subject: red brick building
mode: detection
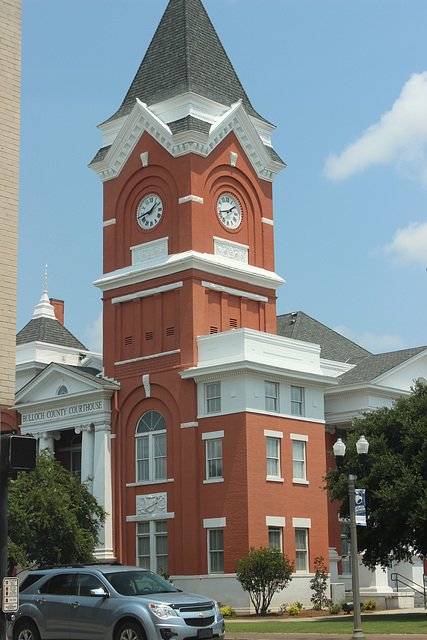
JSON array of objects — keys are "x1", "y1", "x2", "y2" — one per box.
[{"x1": 89, "y1": 0, "x2": 338, "y2": 608}]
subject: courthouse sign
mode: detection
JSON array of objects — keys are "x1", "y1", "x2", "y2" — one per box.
[{"x1": 21, "y1": 400, "x2": 104, "y2": 425}]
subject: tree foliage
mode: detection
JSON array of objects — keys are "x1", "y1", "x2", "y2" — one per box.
[
  {"x1": 326, "y1": 380, "x2": 427, "y2": 569},
  {"x1": 310, "y1": 556, "x2": 328, "y2": 610},
  {"x1": 8, "y1": 450, "x2": 106, "y2": 570},
  {"x1": 235, "y1": 546, "x2": 294, "y2": 615}
]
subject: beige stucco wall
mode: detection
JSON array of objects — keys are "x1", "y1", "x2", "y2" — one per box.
[{"x1": 0, "y1": 0, "x2": 21, "y2": 410}]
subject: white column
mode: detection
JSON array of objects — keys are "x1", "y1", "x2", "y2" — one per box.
[
  {"x1": 39, "y1": 430, "x2": 60, "y2": 452},
  {"x1": 76, "y1": 424, "x2": 94, "y2": 488},
  {"x1": 92, "y1": 422, "x2": 114, "y2": 560}
]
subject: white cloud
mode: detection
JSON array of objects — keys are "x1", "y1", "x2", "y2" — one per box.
[
  {"x1": 383, "y1": 220, "x2": 427, "y2": 267},
  {"x1": 84, "y1": 311, "x2": 103, "y2": 353},
  {"x1": 334, "y1": 325, "x2": 406, "y2": 354},
  {"x1": 324, "y1": 72, "x2": 427, "y2": 185}
]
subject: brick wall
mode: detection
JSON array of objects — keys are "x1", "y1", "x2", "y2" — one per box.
[{"x1": 0, "y1": 0, "x2": 21, "y2": 410}]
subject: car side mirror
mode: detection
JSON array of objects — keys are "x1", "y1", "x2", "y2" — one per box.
[{"x1": 90, "y1": 587, "x2": 109, "y2": 597}]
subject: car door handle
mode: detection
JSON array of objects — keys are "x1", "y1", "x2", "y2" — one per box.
[
  {"x1": 37, "y1": 598, "x2": 46, "y2": 604},
  {"x1": 70, "y1": 602, "x2": 80, "y2": 608}
]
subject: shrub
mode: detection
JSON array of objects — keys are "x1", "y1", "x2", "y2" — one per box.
[
  {"x1": 328, "y1": 601, "x2": 342, "y2": 615},
  {"x1": 294, "y1": 602, "x2": 303, "y2": 611},
  {"x1": 310, "y1": 556, "x2": 329, "y2": 610},
  {"x1": 235, "y1": 547, "x2": 294, "y2": 615},
  {"x1": 220, "y1": 606, "x2": 236, "y2": 617},
  {"x1": 280, "y1": 603, "x2": 288, "y2": 614},
  {"x1": 288, "y1": 604, "x2": 300, "y2": 616},
  {"x1": 362, "y1": 598, "x2": 378, "y2": 611}
]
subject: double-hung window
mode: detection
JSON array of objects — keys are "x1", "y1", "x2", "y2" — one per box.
[
  {"x1": 204, "y1": 518, "x2": 226, "y2": 574},
  {"x1": 137, "y1": 520, "x2": 168, "y2": 573},
  {"x1": 265, "y1": 430, "x2": 283, "y2": 480},
  {"x1": 203, "y1": 431, "x2": 224, "y2": 482},
  {"x1": 265, "y1": 381, "x2": 279, "y2": 412},
  {"x1": 208, "y1": 529, "x2": 224, "y2": 573},
  {"x1": 291, "y1": 434, "x2": 308, "y2": 482},
  {"x1": 295, "y1": 528, "x2": 309, "y2": 572},
  {"x1": 291, "y1": 386, "x2": 304, "y2": 416},
  {"x1": 136, "y1": 410, "x2": 167, "y2": 483},
  {"x1": 293, "y1": 518, "x2": 311, "y2": 572},
  {"x1": 268, "y1": 526, "x2": 283, "y2": 551},
  {"x1": 206, "y1": 382, "x2": 221, "y2": 413}
]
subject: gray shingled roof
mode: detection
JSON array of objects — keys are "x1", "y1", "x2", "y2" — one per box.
[
  {"x1": 338, "y1": 346, "x2": 427, "y2": 385},
  {"x1": 103, "y1": 0, "x2": 268, "y2": 126},
  {"x1": 16, "y1": 317, "x2": 87, "y2": 351},
  {"x1": 277, "y1": 311, "x2": 371, "y2": 365},
  {"x1": 277, "y1": 311, "x2": 427, "y2": 387}
]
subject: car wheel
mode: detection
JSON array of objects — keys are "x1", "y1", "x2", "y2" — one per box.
[
  {"x1": 14, "y1": 621, "x2": 41, "y2": 640},
  {"x1": 115, "y1": 621, "x2": 146, "y2": 640}
]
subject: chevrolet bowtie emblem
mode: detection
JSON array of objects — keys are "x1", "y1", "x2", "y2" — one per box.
[{"x1": 199, "y1": 612, "x2": 206, "y2": 618}]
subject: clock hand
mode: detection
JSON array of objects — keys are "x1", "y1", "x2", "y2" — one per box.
[{"x1": 138, "y1": 200, "x2": 159, "y2": 219}]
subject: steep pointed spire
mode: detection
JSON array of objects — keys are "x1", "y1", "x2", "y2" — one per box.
[
  {"x1": 105, "y1": 0, "x2": 265, "y2": 124},
  {"x1": 32, "y1": 264, "x2": 56, "y2": 320}
]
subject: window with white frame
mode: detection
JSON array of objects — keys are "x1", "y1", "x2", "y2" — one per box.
[
  {"x1": 136, "y1": 520, "x2": 168, "y2": 573},
  {"x1": 208, "y1": 529, "x2": 224, "y2": 573},
  {"x1": 291, "y1": 386, "x2": 304, "y2": 416},
  {"x1": 266, "y1": 433, "x2": 282, "y2": 479},
  {"x1": 203, "y1": 431, "x2": 224, "y2": 481},
  {"x1": 135, "y1": 411, "x2": 167, "y2": 482},
  {"x1": 265, "y1": 381, "x2": 279, "y2": 412},
  {"x1": 340, "y1": 522, "x2": 351, "y2": 574},
  {"x1": 295, "y1": 528, "x2": 309, "y2": 572},
  {"x1": 205, "y1": 382, "x2": 221, "y2": 413},
  {"x1": 291, "y1": 435, "x2": 308, "y2": 482},
  {"x1": 268, "y1": 526, "x2": 283, "y2": 551}
]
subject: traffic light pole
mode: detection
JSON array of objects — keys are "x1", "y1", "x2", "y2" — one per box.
[{"x1": 0, "y1": 464, "x2": 8, "y2": 640}]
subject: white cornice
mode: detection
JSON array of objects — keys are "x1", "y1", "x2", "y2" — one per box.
[
  {"x1": 90, "y1": 98, "x2": 284, "y2": 183},
  {"x1": 93, "y1": 249, "x2": 284, "y2": 293}
]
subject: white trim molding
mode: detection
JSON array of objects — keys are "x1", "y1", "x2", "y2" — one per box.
[
  {"x1": 178, "y1": 195, "x2": 204, "y2": 204},
  {"x1": 266, "y1": 516, "x2": 286, "y2": 527},
  {"x1": 264, "y1": 429, "x2": 283, "y2": 438},
  {"x1": 202, "y1": 430, "x2": 224, "y2": 440},
  {"x1": 292, "y1": 518, "x2": 311, "y2": 528},
  {"x1": 203, "y1": 517, "x2": 226, "y2": 529},
  {"x1": 103, "y1": 218, "x2": 116, "y2": 227}
]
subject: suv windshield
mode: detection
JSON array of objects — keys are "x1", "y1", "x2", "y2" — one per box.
[{"x1": 103, "y1": 571, "x2": 178, "y2": 596}]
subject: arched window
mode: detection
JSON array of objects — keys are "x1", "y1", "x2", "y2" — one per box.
[{"x1": 136, "y1": 411, "x2": 167, "y2": 482}]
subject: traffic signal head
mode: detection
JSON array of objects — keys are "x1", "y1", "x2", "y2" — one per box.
[{"x1": 7, "y1": 435, "x2": 37, "y2": 472}]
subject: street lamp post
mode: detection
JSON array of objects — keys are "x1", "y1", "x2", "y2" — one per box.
[{"x1": 333, "y1": 435, "x2": 369, "y2": 640}]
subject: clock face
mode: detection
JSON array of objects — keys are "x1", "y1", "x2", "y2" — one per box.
[
  {"x1": 216, "y1": 193, "x2": 242, "y2": 229},
  {"x1": 137, "y1": 194, "x2": 163, "y2": 229}
]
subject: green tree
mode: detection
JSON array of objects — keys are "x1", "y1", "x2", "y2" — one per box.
[
  {"x1": 8, "y1": 450, "x2": 106, "y2": 570},
  {"x1": 235, "y1": 546, "x2": 294, "y2": 615},
  {"x1": 310, "y1": 556, "x2": 328, "y2": 610},
  {"x1": 326, "y1": 380, "x2": 427, "y2": 569}
]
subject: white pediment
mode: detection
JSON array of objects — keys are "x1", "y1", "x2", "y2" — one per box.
[
  {"x1": 372, "y1": 349, "x2": 427, "y2": 392},
  {"x1": 14, "y1": 362, "x2": 116, "y2": 407},
  {"x1": 90, "y1": 98, "x2": 284, "y2": 183}
]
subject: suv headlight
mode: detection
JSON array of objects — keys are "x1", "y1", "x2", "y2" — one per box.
[
  {"x1": 149, "y1": 603, "x2": 179, "y2": 619},
  {"x1": 213, "y1": 601, "x2": 223, "y2": 619}
]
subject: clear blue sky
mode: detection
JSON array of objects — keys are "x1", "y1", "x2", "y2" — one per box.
[{"x1": 18, "y1": 0, "x2": 427, "y2": 355}]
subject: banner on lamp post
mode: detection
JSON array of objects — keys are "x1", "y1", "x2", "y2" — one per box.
[{"x1": 355, "y1": 488, "x2": 367, "y2": 526}]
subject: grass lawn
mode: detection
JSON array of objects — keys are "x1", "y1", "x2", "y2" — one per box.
[{"x1": 225, "y1": 613, "x2": 427, "y2": 635}]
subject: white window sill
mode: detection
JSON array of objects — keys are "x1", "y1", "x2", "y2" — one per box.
[
  {"x1": 126, "y1": 478, "x2": 173, "y2": 487},
  {"x1": 203, "y1": 478, "x2": 224, "y2": 484},
  {"x1": 292, "y1": 478, "x2": 309, "y2": 485},
  {"x1": 266, "y1": 476, "x2": 284, "y2": 483}
]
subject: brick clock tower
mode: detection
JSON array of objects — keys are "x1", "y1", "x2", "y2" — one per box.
[{"x1": 91, "y1": 0, "x2": 332, "y2": 608}]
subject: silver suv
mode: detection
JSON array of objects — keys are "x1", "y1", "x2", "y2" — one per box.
[{"x1": 8, "y1": 564, "x2": 225, "y2": 640}]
